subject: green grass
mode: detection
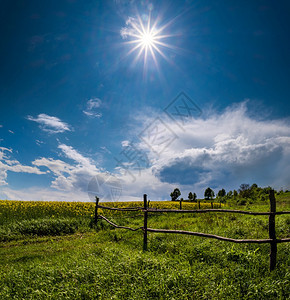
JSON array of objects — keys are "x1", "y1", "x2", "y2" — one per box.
[
  {"x1": 276, "y1": 191, "x2": 290, "y2": 205},
  {"x1": 0, "y1": 198, "x2": 289, "y2": 299},
  {"x1": 0, "y1": 218, "x2": 84, "y2": 242}
]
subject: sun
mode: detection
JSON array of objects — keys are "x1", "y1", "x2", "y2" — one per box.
[
  {"x1": 141, "y1": 32, "x2": 155, "y2": 48},
  {"x1": 120, "y1": 13, "x2": 175, "y2": 69}
]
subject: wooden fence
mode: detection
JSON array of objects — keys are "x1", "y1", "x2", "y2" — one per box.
[{"x1": 94, "y1": 190, "x2": 290, "y2": 271}]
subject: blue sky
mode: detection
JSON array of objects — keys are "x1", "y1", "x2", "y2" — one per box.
[{"x1": 0, "y1": 0, "x2": 290, "y2": 201}]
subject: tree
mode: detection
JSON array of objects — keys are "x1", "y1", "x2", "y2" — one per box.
[
  {"x1": 262, "y1": 186, "x2": 273, "y2": 194},
  {"x1": 239, "y1": 183, "x2": 251, "y2": 198},
  {"x1": 217, "y1": 188, "x2": 226, "y2": 198},
  {"x1": 189, "y1": 192, "x2": 197, "y2": 202},
  {"x1": 204, "y1": 187, "x2": 215, "y2": 200},
  {"x1": 233, "y1": 190, "x2": 238, "y2": 199},
  {"x1": 239, "y1": 183, "x2": 250, "y2": 191},
  {"x1": 170, "y1": 188, "x2": 181, "y2": 201},
  {"x1": 188, "y1": 192, "x2": 193, "y2": 201}
]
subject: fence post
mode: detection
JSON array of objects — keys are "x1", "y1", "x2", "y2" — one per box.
[
  {"x1": 95, "y1": 196, "x2": 99, "y2": 224},
  {"x1": 211, "y1": 202, "x2": 213, "y2": 209},
  {"x1": 179, "y1": 199, "x2": 182, "y2": 210},
  {"x1": 143, "y1": 194, "x2": 148, "y2": 251},
  {"x1": 198, "y1": 201, "x2": 201, "y2": 209},
  {"x1": 269, "y1": 190, "x2": 277, "y2": 271}
]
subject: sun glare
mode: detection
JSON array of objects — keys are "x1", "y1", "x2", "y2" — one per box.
[
  {"x1": 121, "y1": 13, "x2": 176, "y2": 70},
  {"x1": 141, "y1": 32, "x2": 154, "y2": 47}
]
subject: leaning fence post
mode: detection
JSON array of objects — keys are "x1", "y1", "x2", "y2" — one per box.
[
  {"x1": 269, "y1": 190, "x2": 277, "y2": 271},
  {"x1": 143, "y1": 194, "x2": 148, "y2": 251},
  {"x1": 95, "y1": 196, "x2": 99, "y2": 224}
]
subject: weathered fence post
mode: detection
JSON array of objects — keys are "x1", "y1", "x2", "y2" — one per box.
[
  {"x1": 269, "y1": 190, "x2": 277, "y2": 271},
  {"x1": 95, "y1": 196, "x2": 99, "y2": 224},
  {"x1": 179, "y1": 199, "x2": 182, "y2": 210},
  {"x1": 198, "y1": 201, "x2": 201, "y2": 209},
  {"x1": 143, "y1": 194, "x2": 148, "y2": 251},
  {"x1": 211, "y1": 202, "x2": 213, "y2": 209}
]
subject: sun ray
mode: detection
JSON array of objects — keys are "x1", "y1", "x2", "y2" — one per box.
[{"x1": 120, "y1": 12, "x2": 176, "y2": 69}]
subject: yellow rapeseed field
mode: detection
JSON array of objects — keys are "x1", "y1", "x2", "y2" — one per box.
[
  {"x1": 0, "y1": 200, "x2": 95, "y2": 224},
  {"x1": 0, "y1": 200, "x2": 222, "y2": 224}
]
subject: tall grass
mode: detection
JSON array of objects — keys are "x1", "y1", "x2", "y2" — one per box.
[{"x1": 0, "y1": 198, "x2": 289, "y2": 299}]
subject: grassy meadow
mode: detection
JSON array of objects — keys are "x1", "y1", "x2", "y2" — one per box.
[{"x1": 0, "y1": 195, "x2": 289, "y2": 299}]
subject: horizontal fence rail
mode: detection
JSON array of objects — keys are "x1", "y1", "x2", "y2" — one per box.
[
  {"x1": 97, "y1": 205, "x2": 290, "y2": 216},
  {"x1": 145, "y1": 208, "x2": 290, "y2": 215},
  {"x1": 146, "y1": 228, "x2": 290, "y2": 244},
  {"x1": 97, "y1": 204, "x2": 143, "y2": 211},
  {"x1": 94, "y1": 190, "x2": 290, "y2": 271}
]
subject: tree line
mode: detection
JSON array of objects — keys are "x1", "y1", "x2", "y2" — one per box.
[{"x1": 170, "y1": 184, "x2": 288, "y2": 205}]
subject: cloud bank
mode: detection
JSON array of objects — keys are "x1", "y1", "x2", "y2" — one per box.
[
  {"x1": 133, "y1": 102, "x2": 290, "y2": 197},
  {"x1": 1, "y1": 101, "x2": 290, "y2": 201},
  {"x1": 109, "y1": 101, "x2": 290, "y2": 200}
]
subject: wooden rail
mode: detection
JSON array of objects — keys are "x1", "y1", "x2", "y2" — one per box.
[
  {"x1": 145, "y1": 208, "x2": 290, "y2": 215},
  {"x1": 97, "y1": 204, "x2": 143, "y2": 211},
  {"x1": 98, "y1": 215, "x2": 143, "y2": 231},
  {"x1": 94, "y1": 190, "x2": 290, "y2": 271},
  {"x1": 146, "y1": 228, "x2": 290, "y2": 244},
  {"x1": 97, "y1": 203, "x2": 290, "y2": 216}
]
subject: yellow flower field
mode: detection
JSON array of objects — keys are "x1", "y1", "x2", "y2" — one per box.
[
  {"x1": 0, "y1": 200, "x2": 95, "y2": 224},
  {"x1": 0, "y1": 199, "x2": 223, "y2": 225}
]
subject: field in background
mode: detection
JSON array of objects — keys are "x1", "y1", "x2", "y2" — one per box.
[
  {"x1": 0, "y1": 195, "x2": 289, "y2": 299},
  {"x1": 0, "y1": 200, "x2": 222, "y2": 226}
]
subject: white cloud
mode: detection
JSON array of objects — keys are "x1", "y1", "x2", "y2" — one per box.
[
  {"x1": 115, "y1": 167, "x2": 174, "y2": 201},
  {"x1": 0, "y1": 144, "x2": 112, "y2": 202},
  {"x1": 8, "y1": 130, "x2": 14, "y2": 134},
  {"x1": 92, "y1": 101, "x2": 290, "y2": 200},
  {"x1": 0, "y1": 186, "x2": 88, "y2": 202},
  {"x1": 36, "y1": 139, "x2": 44, "y2": 146},
  {"x1": 83, "y1": 98, "x2": 102, "y2": 118},
  {"x1": 0, "y1": 148, "x2": 46, "y2": 186},
  {"x1": 120, "y1": 17, "x2": 138, "y2": 39},
  {"x1": 33, "y1": 157, "x2": 73, "y2": 176},
  {"x1": 83, "y1": 111, "x2": 102, "y2": 118},
  {"x1": 131, "y1": 101, "x2": 290, "y2": 197},
  {"x1": 30, "y1": 144, "x2": 100, "y2": 197},
  {"x1": 87, "y1": 98, "x2": 101, "y2": 109},
  {"x1": 27, "y1": 113, "x2": 72, "y2": 133},
  {"x1": 58, "y1": 144, "x2": 94, "y2": 168},
  {"x1": 0, "y1": 147, "x2": 12, "y2": 159},
  {"x1": 121, "y1": 140, "x2": 130, "y2": 147}
]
